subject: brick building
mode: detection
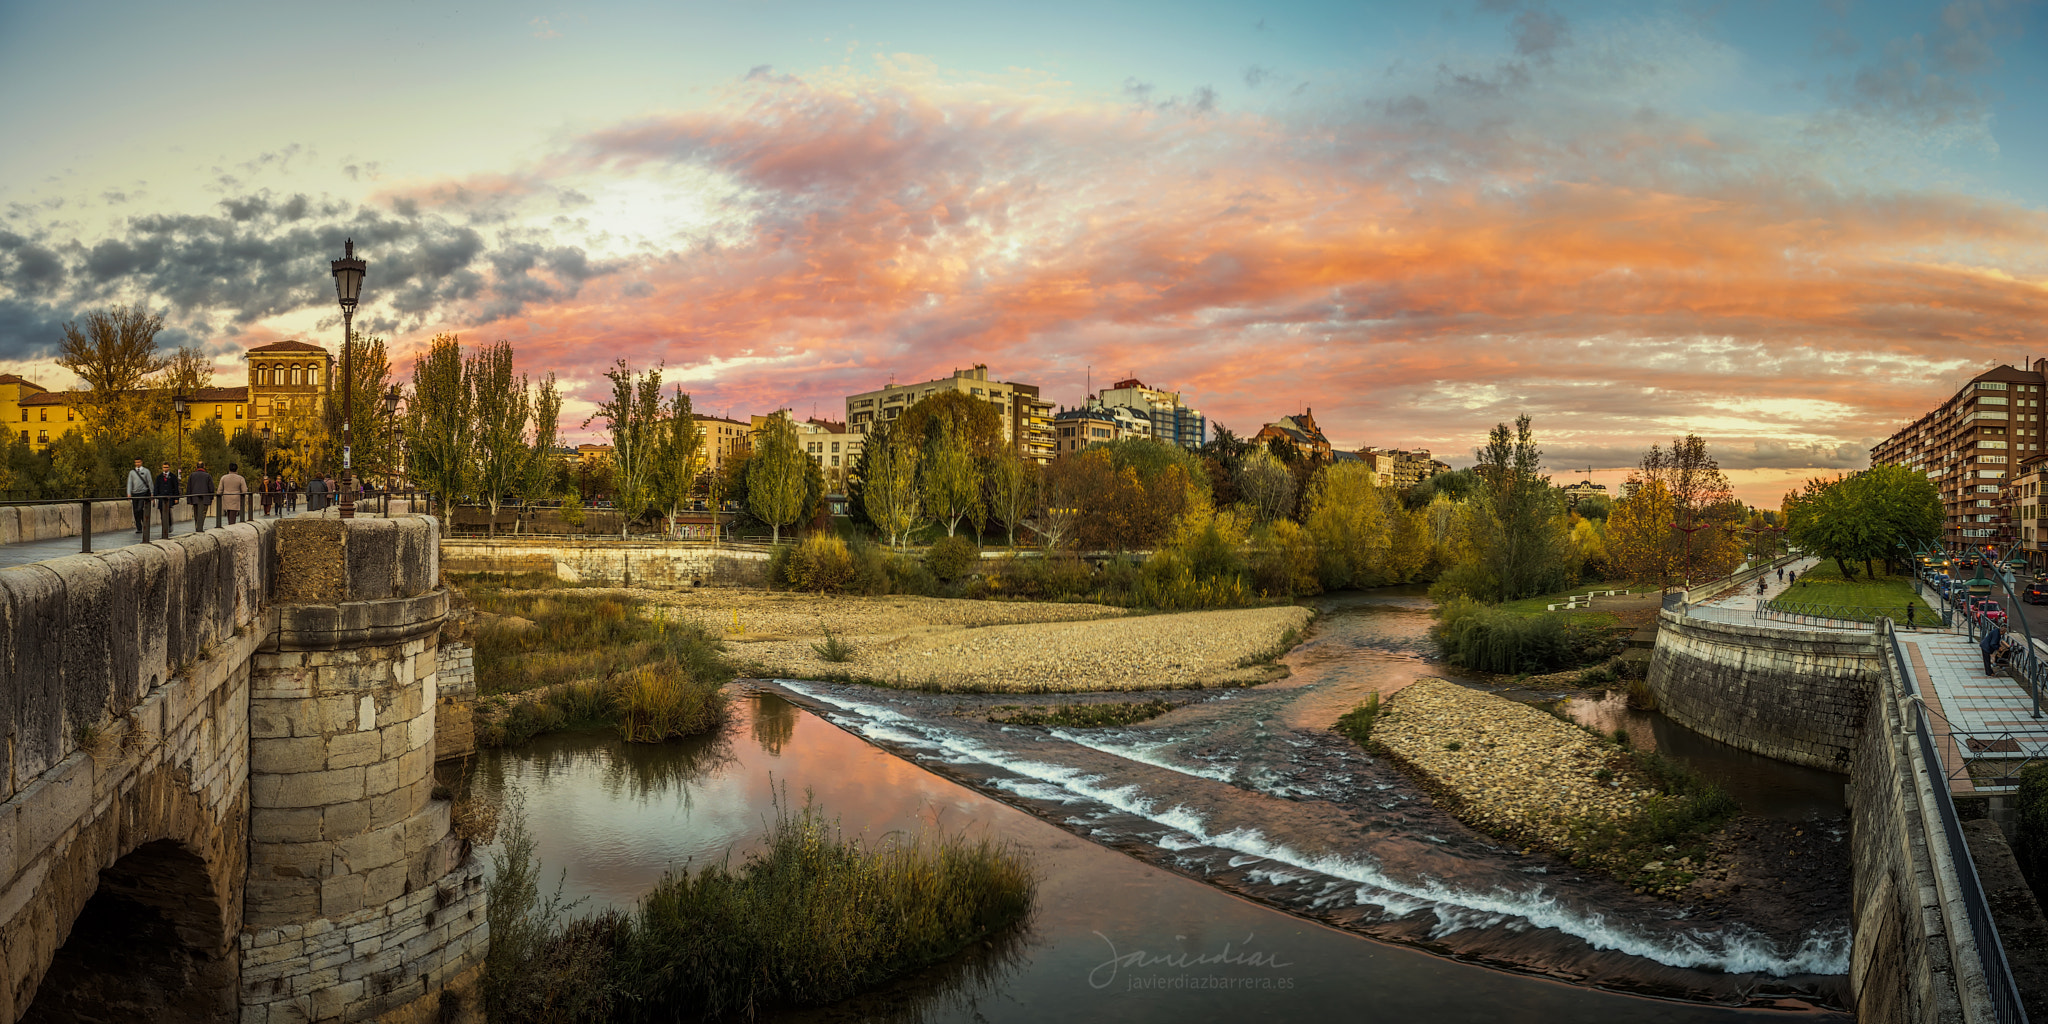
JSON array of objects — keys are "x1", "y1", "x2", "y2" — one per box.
[{"x1": 1869, "y1": 361, "x2": 2048, "y2": 553}]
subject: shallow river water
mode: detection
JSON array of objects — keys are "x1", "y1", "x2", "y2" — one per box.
[{"x1": 475, "y1": 588, "x2": 1857, "y2": 1022}]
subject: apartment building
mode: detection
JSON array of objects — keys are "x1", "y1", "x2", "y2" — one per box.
[
  {"x1": 2013, "y1": 463, "x2": 2047, "y2": 572},
  {"x1": 799, "y1": 418, "x2": 863, "y2": 494},
  {"x1": 1359, "y1": 446, "x2": 1435, "y2": 490},
  {"x1": 1562, "y1": 478, "x2": 1610, "y2": 509},
  {"x1": 696, "y1": 415, "x2": 751, "y2": 476},
  {"x1": 845, "y1": 365, "x2": 1056, "y2": 463},
  {"x1": 1869, "y1": 361, "x2": 2048, "y2": 551},
  {"x1": 1096, "y1": 378, "x2": 1206, "y2": 448},
  {"x1": 1052, "y1": 401, "x2": 1154, "y2": 455}
]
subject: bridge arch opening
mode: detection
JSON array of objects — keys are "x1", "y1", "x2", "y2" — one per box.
[{"x1": 22, "y1": 839, "x2": 236, "y2": 1024}]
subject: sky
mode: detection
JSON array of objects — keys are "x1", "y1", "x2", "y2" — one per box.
[{"x1": 2, "y1": 0, "x2": 2044, "y2": 506}]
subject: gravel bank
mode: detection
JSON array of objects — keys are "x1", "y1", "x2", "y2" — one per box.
[
  {"x1": 634, "y1": 592, "x2": 1313, "y2": 693},
  {"x1": 1370, "y1": 677, "x2": 1644, "y2": 851}
]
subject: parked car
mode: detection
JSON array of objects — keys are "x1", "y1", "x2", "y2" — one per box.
[
  {"x1": 2026, "y1": 582, "x2": 2048, "y2": 605},
  {"x1": 1976, "y1": 599, "x2": 2009, "y2": 627}
]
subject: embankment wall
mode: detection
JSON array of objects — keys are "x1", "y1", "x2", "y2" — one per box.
[
  {"x1": 440, "y1": 536, "x2": 767, "y2": 588},
  {"x1": 1644, "y1": 608, "x2": 1878, "y2": 771}
]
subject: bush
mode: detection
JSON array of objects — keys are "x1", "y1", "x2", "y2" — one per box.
[
  {"x1": 784, "y1": 534, "x2": 857, "y2": 592},
  {"x1": 2016, "y1": 763, "x2": 2048, "y2": 895},
  {"x1": 614, "y1": 664, "x2": 729, "y2": 743},
  {"x1": 1432, "y1": 597, "x2": 1609, "y2": 674},
  {"x1": 925, "y1": 535, "x2": 982, "y2": 581},
  {"x1": 989, "y1": 555, "x2": 1097, "y2": 601},
  {"x1": 883, "y1": 554, "x2": 940, "y2": 596}
]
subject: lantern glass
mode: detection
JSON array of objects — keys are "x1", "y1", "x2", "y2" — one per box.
[
  {"x1": 173, "y1": 394, "x2": 188, "y2": 416},
  {"x1": 330, "y1": 239, "x2": 367, "y2": 309}
]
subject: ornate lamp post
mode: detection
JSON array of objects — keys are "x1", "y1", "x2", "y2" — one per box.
[
  {"x1": 382, "y1": 384, "x2": 401, "y2": 514},
  {"x1": 173, "y1": 393, "x2": 190, "y2": 470},
  {"x1": 330, "y1": 239, "x2": 367, "y2": 519}
]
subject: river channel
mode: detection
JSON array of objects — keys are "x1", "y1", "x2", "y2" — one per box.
[{"x1": 474, "y1": 587, "x2": 1857, "y2": 1022}]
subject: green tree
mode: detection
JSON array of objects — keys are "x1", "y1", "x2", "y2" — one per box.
[
  {"x1": 649, "y1": 387, "x2": 706, "y2": 535},
  {"x1": 56, "y1": 305, "x2": 169, "y2": 446},
  {"x1": 863, "y1": 429, "x2": 923, "y2": 549},
  {"x1": 1305, "y1": 462, "x2": 1392, "y2": 588},
  {"x1": 328, "y1": 333, "x2": 397, "y2": 485},
  {"x1": 747, "y1": 414, "x2": 810, "y2": 544},
  {"x1": 921, "y1": 420, "x2": 981, "y2": 537},
  {"x1": 405, "y1": 334, "x2": 472, "y2": 514},
  {"x1": 984, "y1": 446, "x2": 1036, "y2": 548},
  {"x1": 1784, "y1": 463, "x2": 1940, "y2": 579},
  {"x1": 467, "y1": 341, "x2": 530, "y2": 533},
  {"x1": 584, "y1": 360, "x2": 665, "y2": 537},
  {"x1": 1236, "y1": 449, "x2": 1295, "y2": 522},
  {"x1": 1468, "y1": 414, "x2": 1571, "y2": 600},
  {"x1": 896, "y1": 391, "x2": 1005, "y2": 458},
  {"x1": 522, "y1": 374, "x2": 563, "y2": 529}
]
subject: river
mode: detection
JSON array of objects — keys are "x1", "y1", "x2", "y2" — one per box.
[{"x1": 472, "y1": 587, "x2": 1855, "y2": 1021}]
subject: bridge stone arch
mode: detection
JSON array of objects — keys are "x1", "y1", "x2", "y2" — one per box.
[{"x1": 0, "y1": 514, "x2": 482, "y2": 1023}]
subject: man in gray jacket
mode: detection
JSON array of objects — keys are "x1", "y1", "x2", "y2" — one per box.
[
  {"x1": 187, "y1": 462, "x2": 215, "y2": 532},
  {"x1": 126, "y1": 457, "x2": 153, "y2": 534}
]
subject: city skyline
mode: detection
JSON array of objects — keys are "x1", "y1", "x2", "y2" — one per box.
[{"x1": 3, "y1": 0, "x2": 2045, "y2": 506}]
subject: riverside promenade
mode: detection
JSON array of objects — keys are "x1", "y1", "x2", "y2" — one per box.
[{"x1": 1687, "y1": 558, "x2": 2048, "y2": 799}]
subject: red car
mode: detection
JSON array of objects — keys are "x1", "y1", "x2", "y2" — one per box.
[{"x1": 1975, "y1": 598, "x2": 2009, "y2": 627}]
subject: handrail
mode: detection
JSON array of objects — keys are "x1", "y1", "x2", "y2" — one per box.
[
  {"x1": 0, "y1": 490, "x2": 422, "y2": 556},
  {"x1": 1882, "y1": 620, "x2": 2032, "y2": 1024}
]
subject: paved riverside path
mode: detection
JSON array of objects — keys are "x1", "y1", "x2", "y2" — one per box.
[{"x1": 0, "y1": 505, "x2": 313, "y2": 569}]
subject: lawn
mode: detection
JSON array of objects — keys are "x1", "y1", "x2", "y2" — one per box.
[
  {"x1": 1495, "y1": 581, "x2": 1658, "y2": 631},
  {"x1": 1772, "y1": 561, "x2": 1939, "y2": 622}
]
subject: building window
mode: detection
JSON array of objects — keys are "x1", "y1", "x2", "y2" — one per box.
[
  {"x1": 39, "y1": 409, "x2": 46, "y2": 421},
  {"x1": 36, "y1": 431, "x2": 47, "y2": 443},
  {"x1": 831, "y1": 456, "x2": 839, "y2": 467},
  {"x1": 292, "y1": 365, "x2": 303, "y2": 385},
  {"x1": 310, "y1": 367, "x2": 321, "y2": 386},
  {"x1": 236, "y1": 404, "x2": 244, "y2": 419}
]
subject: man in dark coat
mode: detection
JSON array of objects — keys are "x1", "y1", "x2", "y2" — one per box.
[
  {"x1": 187, "y1": 462, "x2": 214, "y2": 532},
  {"x1": 1982, "y1": 621, "x2": 2005, "y2": 676},
  {"x1": 307, "y1": 474, "x2": 328, "y2": 511},
  {"x1": 153, "y1": 463, "x2": 180, "y2": 530}
]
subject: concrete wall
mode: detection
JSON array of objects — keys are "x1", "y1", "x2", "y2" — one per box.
[
  {"x1": 1644, "y1": 608, "x2": 1879, "y2": 771},
  {"x1": 440, "y1": 536, "x2": 768, "y2": 589}
]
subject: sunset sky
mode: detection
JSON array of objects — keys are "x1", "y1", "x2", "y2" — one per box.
[{"x1": 2, "y1": 0, "x2": 2044, "y2": 505}]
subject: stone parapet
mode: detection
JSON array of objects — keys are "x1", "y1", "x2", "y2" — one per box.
[
  {"x1": 439, "y1": 535, "x2": 766, "y2": 588},
  {"x1": 1645, "y1": 608, "x2": 1878, "y2": 771}
]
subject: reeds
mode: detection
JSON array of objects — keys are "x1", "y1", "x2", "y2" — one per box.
[
  {"x1": 482, "y1": 799, "x2": 1037, "y2": 1023},
  {"x1": 614, "y1": 664, "x2": 726, "y2": 743}
]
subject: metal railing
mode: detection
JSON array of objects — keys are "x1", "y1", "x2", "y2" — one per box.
[
  {"x1": 0, "y1": 489, "x2": 421, "y2": 556},
  {"x1": 1754, "y1": 598, "x2": 1950, "y2": 631},
  {"x1": 1882, "y1": 620, "x2": 2032, "y2": 1024}
]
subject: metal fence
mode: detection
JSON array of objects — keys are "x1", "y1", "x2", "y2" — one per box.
[
  {"x1": 1880, "y1": 621, "x2": 2032, "y2": 1024},
  {"x1": 0, "y1": 490, "x2": 420, "y2": 556}
]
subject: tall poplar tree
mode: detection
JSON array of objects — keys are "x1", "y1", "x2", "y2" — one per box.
[
  {"x1": 650, "y1": 387, "x2": 706, "y2": 535},
  {"x1": 864, "y1": 431, "x2": 923, "y2": 549},
  {"x1": 467, "y1": 341, "x2": 530, "y2": 534},
  {"x1": 921, "y1": 420, "x2": 981, "y2": 537},
  {"x1": 584, "y1": 360, "x2": 664, "y2": 537},
  {"x1": 984, "y1": 446, "x2": 1035, "y2": 548},
  {"x1": 406, "y1": 334, "x2": 472, "y2": 515},
  {"x1": 747, "y1": 414, "x2": 809, "y2": 544},
  {"x1": 523, "y1": 373, "x2": 563, "y2": 518}
]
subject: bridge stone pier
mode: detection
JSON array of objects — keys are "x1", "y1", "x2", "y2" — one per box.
[{"x1": 0, "y1": 514, "x2": 483, "y2": 1023}]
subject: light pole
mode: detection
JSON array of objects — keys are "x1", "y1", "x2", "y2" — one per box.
[
  {"x1": 330, "y1": 239, "x2": 367, "y2": 519},
  {"x1": 173, "y1": 393, "x2": 190, "y2": 470},
  {"x1": 382, "y1": 384, "x2": 401, "y2": 515}
]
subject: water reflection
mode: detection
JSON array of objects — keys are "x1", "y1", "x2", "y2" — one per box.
[
  {"x1": 1559, "y1": 691, "x2": 1848, "y2": 821},
  {"x1": 479, "y1": 694, "x2": 1848, "y2": 1023}
]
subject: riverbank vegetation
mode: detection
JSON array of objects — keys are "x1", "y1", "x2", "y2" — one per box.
[
  {"x1": 459, "y1": 574, "x2": 733, "y2": 746},
  {"x1": 1783, "y1": 463, "x2": 1943, "y2": 582},
  {"x1": 483, "y1": 801, "x2": 1036, "y2": 1023},
  {"x1": 1344, "y1": 679, "x2": 1737, "y2": 897},
  {"x1": 986, "y1": 699, "x2": 1176, "y2": 727}
]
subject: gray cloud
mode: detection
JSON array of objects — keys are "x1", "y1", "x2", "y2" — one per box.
[{"x1": 1510, "y1": 7, "x2": 1569, "y2": 60}]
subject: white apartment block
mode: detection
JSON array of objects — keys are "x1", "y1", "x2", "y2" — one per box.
[{"x1": 845, "y1": 364, "x2": 1056, "y2": 463}]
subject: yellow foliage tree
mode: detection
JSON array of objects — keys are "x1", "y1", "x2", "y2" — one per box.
[{"x1": 1608, "y1": 479, "x2": 1680, "y2": 588}]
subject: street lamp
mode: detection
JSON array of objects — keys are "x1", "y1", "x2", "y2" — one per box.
[
  {"x1": 382, "y1": 384, "x2": 401, "y2": 514},
  {"x1": 330, "y1": 239, "x2": 367, "y2": 519},
  {"x1": 173, "y1": 393, "x2": 190, "y2": 470}
]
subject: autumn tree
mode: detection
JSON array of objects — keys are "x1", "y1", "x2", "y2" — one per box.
[
  {"x1": 747, "y1": 414, "x2": 810, "y2": 544},
  {"x1": 406, "y1": 334, "x2": 471, "y2": 513},
  {"x1": 1467, "y1": 414, "x2": 1571, "y2": 600},
  {"x1": 1237, "y1": 448, "x2": 1296, "y2": 522},
  {"x1": 895, "y1": 391, "x2": 1005, "y2": 458},
  {"x1": 57, "y1": 305, "x2": 170, "y2": 445},
  {"x1": 1608, "y1": 478, "x2": 1682, "y2": 588},
  {"x1": 648, "y1": 387, "x2": 705, "y2": 535},
  {"x1": 863, "y1": 429, "x2": 923, "y2": 549},
  {"x1": 1304, "y1": 461, "x2": 1392, "y2": 589},
  {"x1": 331, "y1": 334, "x2": 397, "y2": 486},
  {"x1": 522, "y1": 374, "x2": 563, "y2": 518},
  {"x1": 984, "y1": 446, "x2": 1036, "y2": 548},
  {"x1": 921, "y1": 420, "x2": 981, "y2": 537},
  {"x1": 585, "y1": 360, "x2": 665, "y2": 536},
  {"x1": 467, "y1": 341, "x2": 530, "y2": 533},
  {"x1": 1635, "y1": 434, "x2": 1742, "y2": 582}
]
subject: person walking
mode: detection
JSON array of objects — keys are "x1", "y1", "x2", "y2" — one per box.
[
  {"x1": 260, "y1": 474, "x2": 275, "y2": 518},
  {"x1": 220, "y1": 463, "x2": 248, "y2": 525},
  {"x1": 1777, "y1": 567, "x2": 1785, "y2": 584},
  {"x1": 285, "y1": 476, "x2": 300, "y2": 513},
  {"x1": 126, "y1": 457, "x2": 153, "y2": 534},
  {"x1": 1906, "y1": 601, "x2": 1916, "y2": 630},
  {"x1": 153, "y1": 462, "x2": 180, "y2": 531},
  {"x1": 1983, "y1": 620, "x2": 2005, "y2": 676},
  {"x1": 186, "y1": 462, "x2": 215, "y2": 532},
  {"x1": 307, "y1": 473, "x2": 328, "y2": 512}
]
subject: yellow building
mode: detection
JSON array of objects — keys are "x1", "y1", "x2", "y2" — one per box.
[
  {"x1": 0, "y1": 373, "x2": 53, "y2": 447},
  {"x1": 245, "y1": 340, "x2": 332, "y2": 438}
]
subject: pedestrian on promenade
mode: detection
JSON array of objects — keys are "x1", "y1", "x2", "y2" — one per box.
[
  {"x1": 153, "y1": 462, "x2": 180, "y2": 530},
  {"x1": 220, "y1": 463, "x2": 248, "y2": 524},
  {"x1": 126, "y1": 457, "x2": 153, "y2": 534},
  {"x1": 285, "y1": 477, "x2": 300, "y2": 513},
  {"x1": 186, "y1": 462, "x2": 215, "y2": 531},
  {"x1": 1777, "y1": 567, "x2": 1785, "y2": 583},
  {"x1": 307, "y1": 474, "x2": 328, "y2": 511},
  {"x1": 1983, "y1": 620, "x2": 2005, "y2": 676},
  {"x1": 1906, "y1": 602, "x2": 1916, "y2": 629},
  {"x1": 260, "y1": 475, "x2": 275, "y2": 517}
]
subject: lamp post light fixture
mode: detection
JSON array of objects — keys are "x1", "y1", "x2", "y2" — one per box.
[
  {"x1": 172, "y1": 393, "x2": 190, "y2": 471},
  {"x1": 330, "y1": 239, "x2": 367, "y2": 519},
  {"x1": 382, "y1": 384, "x2": 401, "y2": 515}
]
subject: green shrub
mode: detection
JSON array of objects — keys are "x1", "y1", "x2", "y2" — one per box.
[
  {"x1": 812, "y1": 630, "x2": 855, "y2": 663},
  {"x1": 1335, "y1": 692, "x2": 1381, "y2": 747},
  {"x1": 2010, "y1": 763, "x2": 2048, "y2": 894},
  {"x1": 925, "y1": 535, "x2": 982, "y2": 581},
  {"x1": 883, "y1": 554, "x2": 940, "y2": 596},
  {"x1": 784, "y1": 534, "x2": 857, "y2": 592},
  {"x1": 1432, "y1": 597, "x2": 1608, "y2": 674},
  {"x1": 614, "y1": 664, "x2": 729, "y2": 743},
  {"x1": 989, "y1": 555, "x2": 1097, "y2": 601}
]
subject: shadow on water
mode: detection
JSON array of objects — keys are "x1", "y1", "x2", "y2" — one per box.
[
  {"x1": 1557, "y1": 692, "x2": 1848, "y2": 822},
  {"x1": 478, "y1": 684, "x2": 1852, "y2": 1023}
]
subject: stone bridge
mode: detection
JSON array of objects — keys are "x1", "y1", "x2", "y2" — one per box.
[{"x1": 0, "y1": 515, "x2": 483, "y2": 1023}]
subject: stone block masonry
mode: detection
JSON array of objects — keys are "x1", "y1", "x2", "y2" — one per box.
[
  {"x1": 433, "y1": 642, "x2": 476, "y2": 764},
  {"x1": 1645, "y1": 608, "x2": 1878, "y2": 771},
  {"x1": 440, "y1": 536, "x2": 766, "y2": 589},
  {"x1": 0, "y1": 512, "x2": 481, "y2": 1023}
]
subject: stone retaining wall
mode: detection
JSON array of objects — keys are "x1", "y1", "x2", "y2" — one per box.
[
  {"x1": 1645, "y1": 608, "x2": 1878, "y2": 771},
  {"x1": 433, "y1": 643, "x2": 476, "y2": 763},
  {"x1": 440, "y1": 536, "x2": 768, "y2": 588}
]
